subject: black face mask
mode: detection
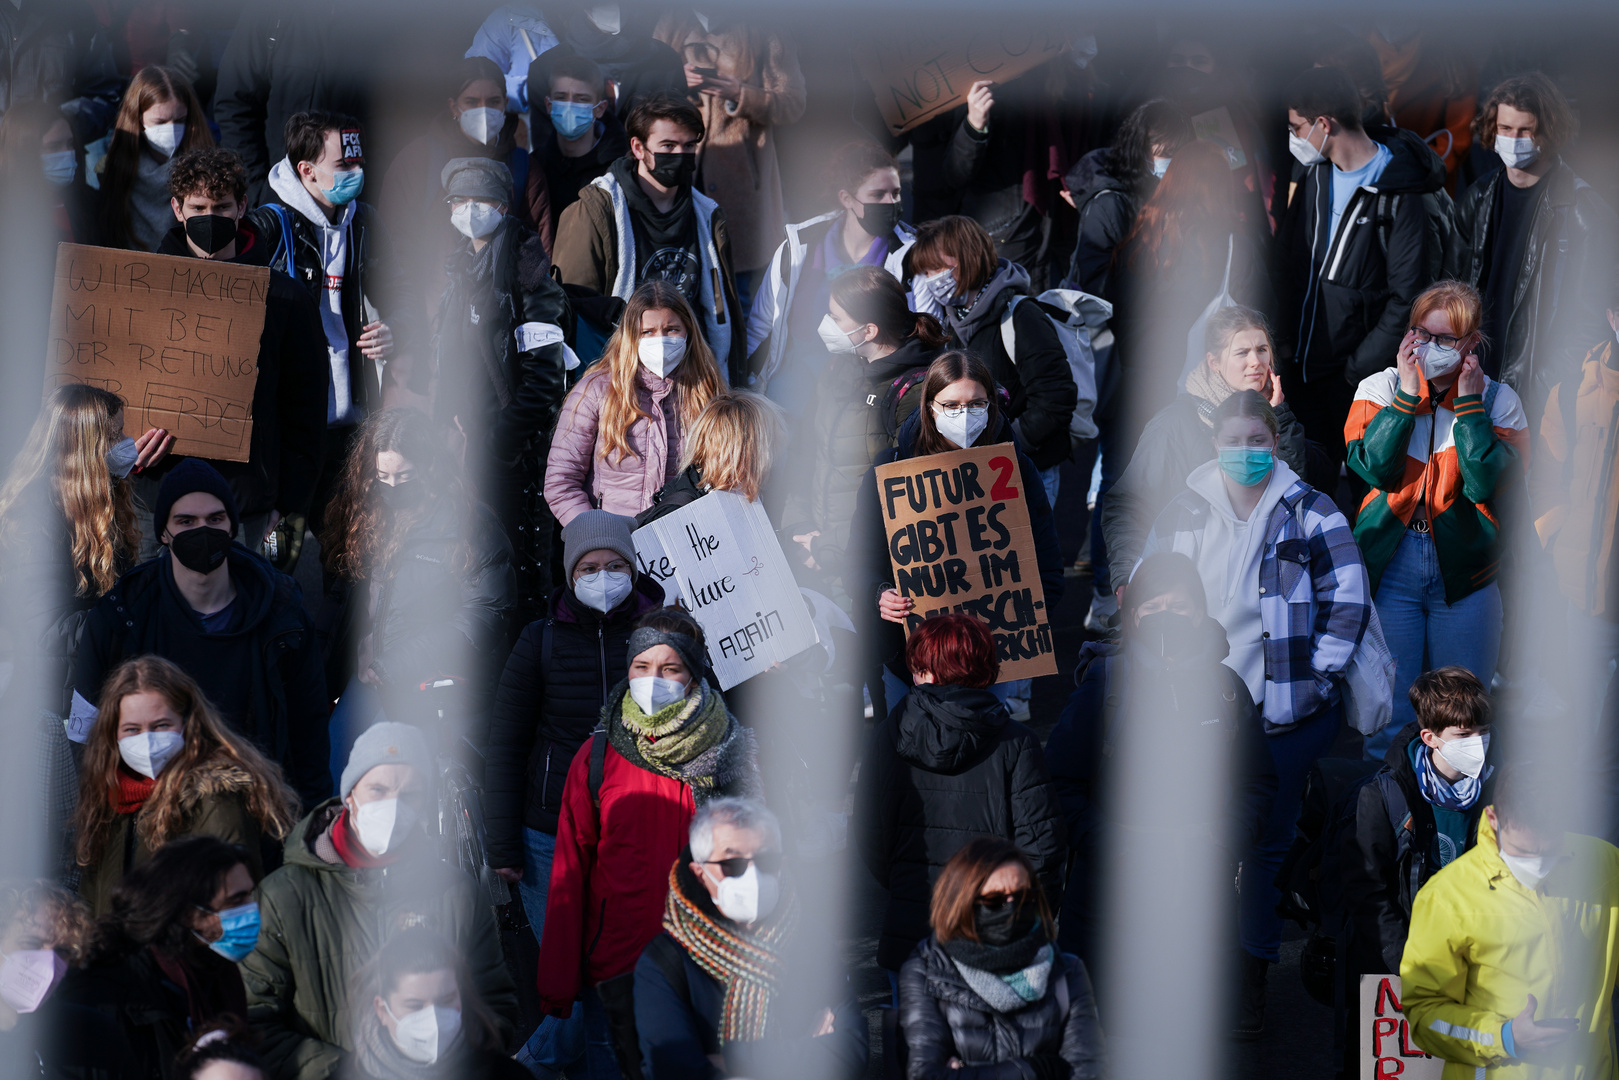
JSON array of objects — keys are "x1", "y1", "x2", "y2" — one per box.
[
  {"x1": 856, "y1": 199, "x2": 900, "y2": 238},
  {"x1": 1135, "y1": 610, "x2": 1203, "y2": 661},
  {"x1": 647, "y1": 151, "x2": 698, "y2": 188},
  {"x1": 184, "y1": 214, "x2": 239, "y2": 255},
  {"x1": 973, "y1": 897, "x2": 1037, "y2": 946},
  {"x1": 168, "y1": 526, "x2": 234, "y2": 574},
  {"x1": 373, "y1": 479, "x2": 425, "y2": 512}
]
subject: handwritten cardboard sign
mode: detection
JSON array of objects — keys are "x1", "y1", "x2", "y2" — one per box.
[
  {"x1": 44, "y1": 243, "x2": 269, "y2": 462},
  {"x1": 633, "y1": 491, "x2": 819, "y2": 690},
  {"x1": 875, "y1": 443, "x2": 1057, "y2": 680},
  {"x1": 1361, "y1": 975, "x2": 1442, "y2": 1079},
  {"x1": 856, "y1": 29, "x2": 1068, "y2": 135}
]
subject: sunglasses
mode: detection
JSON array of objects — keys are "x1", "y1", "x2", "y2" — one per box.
[
  {"x1": 975, "y1": 889, "x2": 1031, "y2": 909},
  {"x1": 704, "y1": 850, "x2": 783, "y2": 878}
]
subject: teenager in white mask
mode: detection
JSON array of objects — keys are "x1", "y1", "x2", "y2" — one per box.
[
  {"x1": 242, "y1": 720, "x2": 520, "y2": 1078},
  {"x1": 859, "y1": 352, "x2": 1065, "y2": 720},
  {"x1": 546, "y1": 281, "x2": 726, "y2": 524},
  {"x1": 100, "y1": 66, "x2": 213, "y2": 251},
  {"x1": 536, "y1": 606, "x2": 759, "y2": 1080},
  {"x1": 71, "y1": 656, "x2": 299, "y2": 918},
  {"x1": 351, "y1": 929, "x2": 526, "y2": 1080},
  {"x1": 1347, "y1": 281, "x2": 1529, "y2": 761}
]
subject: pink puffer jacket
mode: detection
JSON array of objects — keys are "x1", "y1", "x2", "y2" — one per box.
[{"x1": 544, "y1": 366, "x2": 686, "y2": 525}]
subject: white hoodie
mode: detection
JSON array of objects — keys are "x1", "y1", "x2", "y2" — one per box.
[
  {"x1": 268, "y1": 158, "x2": 360, "y2": 426},
  {"x1": 1178, "y1": 456, "x2": 1301, "y2": 705}
]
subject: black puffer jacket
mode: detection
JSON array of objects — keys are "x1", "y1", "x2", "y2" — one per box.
[
  {"x1": 899, "y1": 936, "x2": 1103, "y2": 1080},
  {"x1": 484, "y1": 576, "x2": 665, "y2": 863},
  {"x1": 1061, "y1": 147, "x2": 1149, "y2": 301},
  {"x1": 856, "y1": 683, "x2": 1066, "y2": 971},
  {"x1": 1455, "y1": 157, "x2": 1618, "y2": 398},
  {"x1": 1273, "y1": 126, "x2": 1448, "y2": 388}
]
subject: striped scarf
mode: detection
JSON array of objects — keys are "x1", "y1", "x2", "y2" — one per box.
[{"x1": 661, "y1": 863, "x2": 800, "y2": 1042}]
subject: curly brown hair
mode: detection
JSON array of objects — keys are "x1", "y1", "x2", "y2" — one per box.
[
  {"x1": 168, "y1": 146, "x2": 248, "y2": 204},
  {"x1": 0, "y1": 880, "x2": 95, "y2": 967}
]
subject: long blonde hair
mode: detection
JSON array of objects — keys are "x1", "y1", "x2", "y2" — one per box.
[
  {"x1": 571, "y1": 281, "x2": 726, "y2": 466},
  {"x1": 0, "y1": 384, "x2": 138, "y2": 597},
  {"x1": 678, "y1": 391, "x2": 783, "y2": 502},
  {"x1": 74, "y1": 656, "x2": 300, "y2": 867},
  {"x1": 100, "y1": 66, "x2": 214, "y2": 250}
]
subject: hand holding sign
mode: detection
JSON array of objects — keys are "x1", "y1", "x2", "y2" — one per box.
[{"x1": 132, "y1": 426, "x2": 174, "y2": 472}]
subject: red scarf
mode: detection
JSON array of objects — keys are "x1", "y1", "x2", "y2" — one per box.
[
  {"x1": 113, "y1": 766, "x2": 157, "y2": 814},
  {"x1": 327, "y1": 807, "x2": 397, "y2": 868}
]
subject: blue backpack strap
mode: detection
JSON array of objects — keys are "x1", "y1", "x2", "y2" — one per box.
[
  {"x1": 1482, "y1": 376, "x2": 1500, "y2": 419},
  {"x1": 266, "y1": 203, "x2": 295, "y2": 277}
]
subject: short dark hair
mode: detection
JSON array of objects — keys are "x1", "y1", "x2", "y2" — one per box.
[
  {"x1": 1210, "y1": 388, "x2": 1279, "y2": 439},
  {"x1": 625, "y1": 93, "x2": 703, "y2": 146},
  {"x1": 548, "y1": 53, "x2": 606, "y2": 98},
  {"x1": 905, "y1": 613, "x2": 999, "y2": 688},
  {"x1": 825, "y1": 139, "x2": 898, "y2": 204},
  {"x1": 1284, "y1": 65, "x2": 1364, "y2": 133},
  {"x1": 1408, "y1": 665, "x2": 1491, "y2": 733},
  {"x1": 168, "y1": 147, "x2": 248, "y2": 203},
  {"x1": 1474, "y1": 71, "x2": 1579, "y2": 155},
  {"x1": 451, "y1": 55, "x2": 505, "y2": 100},
  {"x1": 283, "y1": 110, "x2": 361, "y2": 168}
]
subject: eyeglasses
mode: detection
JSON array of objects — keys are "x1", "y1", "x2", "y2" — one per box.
[
  {"x1": 974, "y1": 889, "x2": 1031, "y2": 909},
  {"x1": 1410, "y1": 327, "x2": 1465, "y2": 350},
  {"x1": 577, "y1": 561, "x2": 633, "y2": 575},
  {"x1": 446, "y1": 195, "x2": 501, "y2": 209},
  {"x1": 704, "y1": 850, "x2": 783, "y2": 878},
  {"x1": 933, "y1": 401, "x2": 990, "y2": 419}
]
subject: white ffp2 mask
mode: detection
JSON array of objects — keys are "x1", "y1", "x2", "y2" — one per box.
[
  {"x1": 1436, "y1": 732, "x2": 1490, "y2": 779},
  {"x1": 932, "y1": 404, "x2": 989, "y2": 449},
  {"x1": 352, "y1": 797, "x2": 416, "y2": 856},
  {"x1": 118, "y1": 730, "x2": 185, "y2": 779},
  {"x1": 1288, "y1": 120, "x2": 1326, "y2": 167},
  {"x1": 458, "y1": 106, "x2": 504, "y2": 146},
  {"x1": 1415, "y1": 340, "x2": 1464, "y2": 381},
  {"x1": 638, "y1": 335, "x2": 687, "y2": 377},
  {"x1": 144, "y1": 122, "x2": 184, "y2": 158},
  {"x1": 451, "y1": 201, "x2": 502, "y2": 240},
  {"x1": 629, "y1": 676, "x2": 688, "y2": 715},
  {"x1": 386, "y1": 1002, "x2": 462, "y2": 1064},
  {"x1": 714, "y1": 863, "x2": 780, "y2": 924},
  {"x1": 574, "y1": 569, "x2": 632, "y2": 613}
]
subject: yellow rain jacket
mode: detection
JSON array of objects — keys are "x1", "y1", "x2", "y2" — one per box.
[{"x1": 1401, "y1": 812, "x2": 1619, "y2": 1079}]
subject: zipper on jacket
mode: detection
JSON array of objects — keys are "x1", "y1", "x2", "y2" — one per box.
[
  {"x1": 540, "y1": 745, "x2": 553, "y2": 808},
  {"x1": 598, "y1": 625, "x2": 607, "y2": 703}
]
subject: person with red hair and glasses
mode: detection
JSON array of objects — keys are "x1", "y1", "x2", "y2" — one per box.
[{"x1": 854, "y1": 613, "x2": 1066, "y2": 991}]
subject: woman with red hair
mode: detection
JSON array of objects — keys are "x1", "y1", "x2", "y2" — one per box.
[{"x1": 853, "y1": 612, "x2": 1065, "y2": 985}]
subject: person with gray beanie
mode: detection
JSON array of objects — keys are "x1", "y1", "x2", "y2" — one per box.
[
  {"x1": 242, "y1": 720, "x2": 519, "y2": 1080},
  {"x1": 433, "y1": 147, "x2": 573, "y2": 628},
  {"x1": 485, "y1": 509, "x2": 669, "y2": 1072}
]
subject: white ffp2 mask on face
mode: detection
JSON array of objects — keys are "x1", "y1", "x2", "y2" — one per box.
[
  {"x1": 0, "y1": 949, "x2": 66, "y2": 1014},
  {"x1": 1495, "y1": 134, "x2": 1540, "y2": 170},
  {"x1": 638, "y1": 335, "x2": 687, "y2": 377},
  {"x1": 1415, "y1": 340, "x2": 1464, "y2": 381},
  {"x1": 1499, "y1": 849, "x2": 1551, "y2": 891},
  {"x1": 629, "y1": 676, "x2": 688, "y2": 715},
  {"x1": 1437, "y1": 732, "x2": 1490, "y2": 779},
  {"x1": 458, "y1": 107, "x2": 504, "y2": 146},
  {"x1": 713, "y1": 863, "x2": 780, "y2": 924},
  {"x1": 932, "y1": 404, "x2": 989, "y2": 449},
  {"x1": 1288, "y1": 120, "x2": 1326, "y2": 167},
  {"x1": 573, "y1": 569, "x2": 632, "y2": 613},
  {"x1": 144, "y1": 122, "x2": 184, "y2": 158},
  {"x1": 817, "y1": 314, "x2": 866, "y2": 354},
  {"x1": 118, "y1": 730, "x2": 185, "y2": 779},
  {"x1": 386, "y1": 1002, "x2": 463, "y2": 1064},
  {"x1": 451, "y1": 201, "x2": 502, "y2": 240},
  {"x1": 352, "y1": 797, "x2": 417, "y2": 856}
]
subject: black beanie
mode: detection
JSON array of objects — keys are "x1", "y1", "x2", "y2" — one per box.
[{"x1": 154, "y1": 459, "x2": 239, "y2": 540}]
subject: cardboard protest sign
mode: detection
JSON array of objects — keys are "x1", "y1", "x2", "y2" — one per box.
[
  {"x1": 875, "y1": 443, "x2": 1057, "y2": 680},
  {"x1": 856, "y1": 29, "x2": 1068, "y2": 134},
  {"x1": 633, "y1": 491, "x2": 819, "y2": 690},
  {"x1": 1360, "y1": 975, "x2": 1442, "y2": 1079},
  {"x1": 1191, "y1": 106, "x2": 1249, "y2": 171},
  {"x1": 44, "y1": 244, "x2": 269, "y2": 462}
]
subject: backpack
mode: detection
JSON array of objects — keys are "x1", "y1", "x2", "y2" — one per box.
[
  {"x1": 878, "y1": 368, "x2": 930, "y2": 440},
  {"x1": 1372, "y1": 188, "x2": 1463, "y2": 283},
  {"x1": 999, "y1": 290, "x2": 1108, "y2": 443},
  {"x1": 1274, "y1": 756, "x2": 1387, "y2": 937}
]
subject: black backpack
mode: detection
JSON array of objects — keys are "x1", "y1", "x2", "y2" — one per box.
[
  {"x1": 1274, "y1": 757, "x2": 1387, "y2": 934},
  {"x1": 877, "y1": 368, "x2": 929, "y2": 440}
]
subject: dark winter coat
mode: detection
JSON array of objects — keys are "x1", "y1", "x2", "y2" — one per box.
[
  {"x1": 0, "y1": 998, "x2": 137, "y2": 1080},
  {"x1": 1455, "y1": 157, "x2": 1618, "y2": 398},
  {"x1": 1061, "y1": 148, "x2": 1149, "y2": 301},
  {"x1": 433, "y1": 214, "x2": 572, "y2": 471},
  {"x1": 535, "y1": 113, "x2": 630, "y2": 241},
  {"x1": 72, "y1": 548, "x2": 330, "y2": 807},
  {"x1": 1273, "y1": 126, "x2": 1448, "y2": 387},
  {"x1": 242, "y1": 803, "x2": 518, "y2": 1080},
  {"x1": 1343, "y1": 721, "x2": 1491, "y2": 975},
  {"x1": 484, "y1": 576, "x2": 665, "y2": 862},
  {"x1": 154, "y1": 221, "x2": 329, "y2": 519},
  {"x1": 527, "y1": 15, "x2": 686, "y2": 125},
  {"x1": 780, "y1": 336, "x2": 941, "y2": 580},
  {"x1": 636, "y1": 465, "x2": 708, "y2": 527},
  {"x1": 898, "y1": 937, "x2": 1103, "y2": 1080},
  {"x1": 856, "y1": 683, "x2": 1066, "y2": 971},
  {"x1": 849, "y1": 416, "x2": 1065, "y2": 688},
  {"x1": 946, "y1": 261, "x2": 1077, "y2": 470}
]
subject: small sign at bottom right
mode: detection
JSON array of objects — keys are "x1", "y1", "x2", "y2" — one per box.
[{"x1": 1362, "y1": 975, "x2": 1443, "y2": 1079}]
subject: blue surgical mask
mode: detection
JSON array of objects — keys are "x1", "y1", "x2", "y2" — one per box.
[
  {"x1": 1216, "y1": 446, "x2": 1275, "y2": 487},
  {"x1": 196, "y1": 901, "x2": 260, "y2": 962},
  {"x1": 550, "y1": 101, "x2": 595, "y2": 141},
  {"x1": 322, "y1": 167, "x2": 365, "y2": 205},
  {"x1": 42, "y1": 150, "x2": 76, "y2": 186},
  {"x1": 1151, "y1": 156, "x2": 1172, "y2": 178}
]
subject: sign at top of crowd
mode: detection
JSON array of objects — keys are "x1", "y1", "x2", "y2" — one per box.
[
  {"x1": 856, "y1": 28, "x2": 1069, "y2": 134},
  {"x1": 44, "y1": 243, "x2": 269, "y2": 463},
  {"x1": 1360, "y1": 975, "x2": 1443, "y2": 1080},
  {"x1": 875, "y1": 443, "x2": 1058, "y2": 681},
  {"x1": 633, "y1": 491, "x2": 820, "y2": 691}
]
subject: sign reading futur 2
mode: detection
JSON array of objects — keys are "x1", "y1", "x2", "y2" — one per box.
[
  {"x1": 44, "y1": 243, "x2": 269, "y2": 463},
  {"x1": 632, "y1": 491, "x2": 819, "y2": 690}
]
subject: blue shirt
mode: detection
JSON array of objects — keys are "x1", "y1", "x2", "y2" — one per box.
[{"x1": 1329, "y1": 142, "x2": 1392, "y2": 239}]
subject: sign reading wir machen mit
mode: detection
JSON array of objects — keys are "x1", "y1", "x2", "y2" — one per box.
[
  {"x1": 44, "y1": 243, "x2": 268, "y2": 463},
  {"x1": 875, "y1": 443, "x2": 1057, "y2": 681}
]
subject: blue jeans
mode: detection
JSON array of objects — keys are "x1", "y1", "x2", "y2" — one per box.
[
  {"x1": 328, "y1": 677, "x2": 386, "y2": 797},
  {"x1": 1366, "y1": 530, "x2": 1503, "y2": 761},
  {"x1": 1039, "y1": 464, "x2": 1061, "y2": 507},
  {"x1": 1074, "y1": 419, "x2": 1125, "y2": 596},
  {"x1": 580, "y1": 985, "x2": 620, "y2": 1080},
  {"x1": 516, "y1": 829, "x2": 589, "y2": 1077},
  {"x1": 1240, "y1": 700, "x2": 1342, "y2": 963},
  {"x1": 518, "y1": 827, "x2": 557, "y2": 933}
]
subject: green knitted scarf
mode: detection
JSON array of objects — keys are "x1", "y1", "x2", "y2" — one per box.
[{"x1": 607, "y1": 680, "x2": 759, "y2": 800}]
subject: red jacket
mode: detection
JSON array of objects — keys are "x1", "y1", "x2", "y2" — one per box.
[{"x1": 535, "y1": 737, "x2": 695, "y2": 1014}]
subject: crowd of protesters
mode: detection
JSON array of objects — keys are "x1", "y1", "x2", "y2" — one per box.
[{"x1": 2, "y1": 6, "x2": 1619, "y2": 1080}]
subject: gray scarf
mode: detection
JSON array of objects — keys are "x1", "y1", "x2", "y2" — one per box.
[{"x1": 944, "y1": 259, "x2": 1031, "y2": 345}]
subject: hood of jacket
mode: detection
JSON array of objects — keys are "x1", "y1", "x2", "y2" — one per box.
[
  {"x1": 268, "y1": 157, "x2": 357, "y2": 233},
  {"x1": 1364, "y1": 125, "x2": 1447, "y2": 196},
  {"x1": 891, "y1": 683, "x2": 1013, "y2": 774},
  {"x1": 947, "y1": 258, "x2": 1031, "y2": 345},
  {"x1": 156, "y1": 546, "x2": 280, "y2": 636},
  {"x1": 1122, "y1": 612, "x2": 1234, "y2": 672},
  {"x1": 1065, "y1": 147, "x2": 1128, "y2": 202}
]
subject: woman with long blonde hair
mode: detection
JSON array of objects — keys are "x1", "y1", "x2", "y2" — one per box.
[
  {"x1": 636, "y1": 390, "x2": 784, "y2": 525},
  {"x1": 544, "y1": 281, "x2": 727, "y2": 525},
  {"x1": 98, "y1": 65, "x2": 214, "y2": 251},
  {"x1": 0, "y1": 384, "x2": 170, "y2": 718},
  {"x1": 73, "y1": 656, "x2": 299, "y2": 915}
]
